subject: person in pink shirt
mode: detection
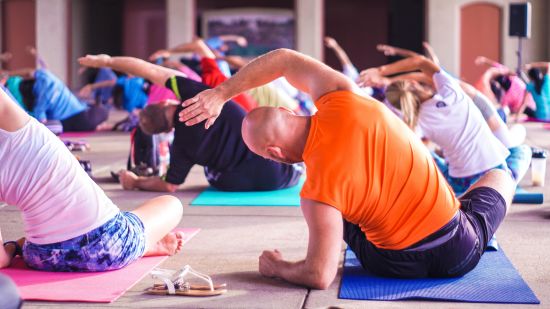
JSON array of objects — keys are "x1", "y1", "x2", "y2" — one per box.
[{"x1": 474, "y1": 56, "x2": 536, "y2": 119}]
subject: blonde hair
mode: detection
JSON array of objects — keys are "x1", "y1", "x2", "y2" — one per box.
[{"x1": 385, "y1": 81, "x2": 421, "y2": 129}]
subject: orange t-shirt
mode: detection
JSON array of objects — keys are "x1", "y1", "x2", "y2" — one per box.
[{"x1": 300, "y1": 91, "x2": 460, "y2": 250}]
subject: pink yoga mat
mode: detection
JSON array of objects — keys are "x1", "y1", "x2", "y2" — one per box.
[{"x1": 0, "y1": 228, "x2": 199, "y2": 303}]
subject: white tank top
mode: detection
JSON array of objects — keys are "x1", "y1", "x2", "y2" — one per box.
[{"x1": 0, "y1": 118, "x2": 119, "y2": 244}]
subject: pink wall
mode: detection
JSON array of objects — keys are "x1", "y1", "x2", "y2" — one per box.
[
  {"x1": 1, "y1": 0, "x2": 36, "y2": 70},
  {"x1": 460, "y1": 3, "x2": 502, "y2": 83}
]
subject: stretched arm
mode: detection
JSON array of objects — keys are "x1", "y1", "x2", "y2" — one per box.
[
  {"x1": 325, "y1": 37, "x2": 354, "y2": 68},
  {"x1": 376, "y1": 44, "x2": 419, "y2": 58},
  {"x1": 179, "y1": 48, "x2": 358, "y2": 128},
  {"x1": 390, "y1": 72, "x2": 434, "y2": 87},
  {"x1": 475, "y1": 56, "x2": 502, "y2": 68},
  {"x1": 26, "y1": 46, "x2": 47, "y2": 69},
  {"x1": 259, "y1": 199, "x2": 343, "y2": 289},
  {"x1": 422, "y1": 42, "x2": 441, "y2": 66},
  {"x1": 149, "y1": 39, "x2": 216, "y2": 62},
  {"x1": 78, "y1": 55, "x2": 184, "y2": 86},
  {"x1": 525, "y1": 62, "x2": 550, "y2": 73},
  {"x1": 78, "y1": 79, "x2": 116, "y2": 98},
  {"x1": 375, "y1": 55, "x2": 440, "y2": 78},
  {"x1": 119, "y1": 171, "x2": 179, "y2": 192},
  {"x1": 220, "y1": 55, "x2": 250, "y2": 69}
]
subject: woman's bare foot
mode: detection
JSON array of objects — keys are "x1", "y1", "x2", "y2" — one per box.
[{"x1": 144, "y1": 231, "x2": 185, "y2": 257}]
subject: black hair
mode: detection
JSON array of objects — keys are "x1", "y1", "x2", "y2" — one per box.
[
  {"x1": 528, "y1": 68, "x2": 544, "y2": 94},
  {"x1": 19, "y1": 79, "x2": 36, "y2": 111},
  {"x1": 112, "y1": 84, "x2": 125, "y2": 109},
  {"x1": 489, "y1": 80, "x2": 503, "y2": 102},
  {"x1": 494, "y1": 74, "x2": 512, "y2": 92}
]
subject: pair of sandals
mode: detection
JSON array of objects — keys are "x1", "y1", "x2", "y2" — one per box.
[{"x1": 146, "y1": 265, "x2": 227, "y2": 297}]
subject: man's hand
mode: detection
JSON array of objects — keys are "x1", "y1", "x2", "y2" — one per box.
[
  {"x1": 179, "y1": 88, "x2": 227, "y2": 129},
  {"x1": 119, "y1": 170, "x2": 138, "y2": 190},
  {"x1": 78, "y1": 54, "x2": 112, "y2": 68},
  {"x1": 259, "y1": 249, "x2": 284, "y2": 278},
  {"x1": 149, "y1": 49, "x2": 171, "y2": 62}
]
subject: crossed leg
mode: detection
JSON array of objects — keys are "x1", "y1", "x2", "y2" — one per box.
[{"x1": 131, "y1": 195, "x2": 185, "y2": 256}]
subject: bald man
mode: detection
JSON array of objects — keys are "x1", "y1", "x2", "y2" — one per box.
[{"x1": 179, "y1": 49, "x2": 515, "y2": 289}]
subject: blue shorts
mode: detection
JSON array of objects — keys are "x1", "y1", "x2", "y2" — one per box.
[{"x1": 23, "y1": 212, "x2": 146, "y2": 272}]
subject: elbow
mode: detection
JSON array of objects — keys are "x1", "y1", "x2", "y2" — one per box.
[
  {"x1": 310, "y1": 275, "x2": 334, "y2": 290},
  {"x1": 308, "y1": 269, "x2": 336, "y2": 290}
]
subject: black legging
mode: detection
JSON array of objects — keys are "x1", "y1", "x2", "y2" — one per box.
[{"x1": 60, "y1": 105, "x2": 109, "y2": 132}]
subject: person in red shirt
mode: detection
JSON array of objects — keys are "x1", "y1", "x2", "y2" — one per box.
[
  {"x1": 178, "y1": 49, "x2": 515, "y2": 289},
  {"x1": 149, "y1": 39, "x2": 257, "y2": 112}
]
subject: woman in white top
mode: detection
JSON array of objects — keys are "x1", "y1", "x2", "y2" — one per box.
[
  {"x1": 0, "y1": 87, "x2": 184, "y2": 272},
  {"x1": 362, "y1": 55, "x2": 514, "y2": 195}
]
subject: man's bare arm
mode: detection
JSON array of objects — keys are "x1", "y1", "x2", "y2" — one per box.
[
  {"x1": 78, "y1": 55, "x2": 184, "y2": 86},
  {"x1": 259, "y1": 198, "x2": 343, "y2": 289},
  {"x1": 179, "y1": 48, "x2": 358, "y2": 128}
]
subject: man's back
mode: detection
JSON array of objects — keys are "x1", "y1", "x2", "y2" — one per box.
[{"x1": 300, "y1": 91, "x2": 460, "y2": 250}]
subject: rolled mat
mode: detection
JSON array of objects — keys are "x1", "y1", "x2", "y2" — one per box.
[
  {"x1": 0, "y1": 228, "x2": 199, "y2": 303},
  {"x1": 514, "y1": 187, "x2": 544, "y2": 204},
  {"x1": 339, "y1": 248, "x2": 539, "y2": 304}
]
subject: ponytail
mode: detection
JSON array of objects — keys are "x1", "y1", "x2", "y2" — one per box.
[
  {"x1": 385, "y1": 81, "x2": 421, "y2": 129},
  {"x1": 528, "y1": 68, "x2": 544, "y2": 95}
]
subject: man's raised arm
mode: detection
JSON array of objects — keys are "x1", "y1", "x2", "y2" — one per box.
[
  {"x1": 179, "y1": 48, "x2": 358, "y2": 128},
  {"x1": 78, "y1": 55, "x2": 185, "y2": 86}
]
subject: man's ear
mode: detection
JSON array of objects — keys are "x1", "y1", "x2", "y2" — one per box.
[{"x1": 266, "y1": 146, "x2": 285, "y2": 161}]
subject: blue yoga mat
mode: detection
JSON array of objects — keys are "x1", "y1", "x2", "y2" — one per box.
[
  {"x1": 339, "y1": 248, "x2": 539, "y2": 304},
  {"x1": 514, "y1": 187, "x2": 544, "y2": 204},
  {"x1": 190, "y1": 178, "x2": 304, "y2": 206}
]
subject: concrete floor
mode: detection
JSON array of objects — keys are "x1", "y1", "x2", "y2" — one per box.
[{"x1": 2, "y1": 118, "x2": 549, "y2": 309}]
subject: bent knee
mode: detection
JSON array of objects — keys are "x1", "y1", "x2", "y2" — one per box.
[{"x1": 157, "y1": 195, "x2": 183, "y2": 216}]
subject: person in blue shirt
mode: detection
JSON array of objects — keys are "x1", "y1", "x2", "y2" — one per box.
[
  {"x1": 4, "y1": 68, "x2": 109, "y2": 131},
  {"x1": 520, "y1": 62, "x2": 550, "y2": 121}
]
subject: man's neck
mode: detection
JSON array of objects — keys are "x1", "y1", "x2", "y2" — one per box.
[{"x1": 286, "y1": 116, "x2": 311, "y2": 162}]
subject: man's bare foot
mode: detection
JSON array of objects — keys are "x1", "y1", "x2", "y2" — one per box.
[{"x1": 144, "y1": 232, "x2": 185, "y2": 257}]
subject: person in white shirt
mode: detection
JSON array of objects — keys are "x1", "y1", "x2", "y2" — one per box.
[
  {"x1": 362, "y1": 55, "x2": 516, "y2": 195},
  {"x1": 0, "y1": 87, "x2": 184, "y2": 272}
]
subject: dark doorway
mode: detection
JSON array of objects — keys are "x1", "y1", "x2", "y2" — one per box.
[{"x1": 324, "y1": 0, "x2": 424, "y2": 72}]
